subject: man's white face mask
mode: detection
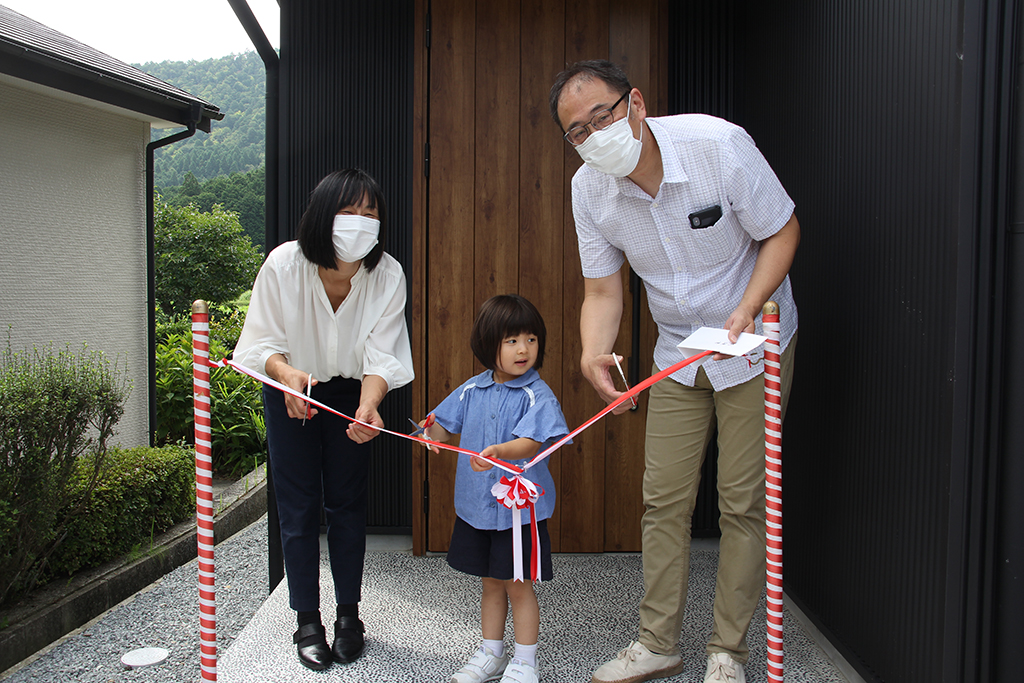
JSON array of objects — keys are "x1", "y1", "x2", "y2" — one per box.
[
  {"x1": 331, "y1": 214, "x2": 379, "y2": 263},
  {"x1": 574, "y1": 97, "x2": 643, "y2": 177}
]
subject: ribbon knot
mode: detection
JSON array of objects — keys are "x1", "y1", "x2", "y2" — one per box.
[
  {"x1": 491, "y1": 475, "x2": 545, "y2": 582},
  {"x1": 492, "y1": 475, "x2": 542, "y2": 510}
]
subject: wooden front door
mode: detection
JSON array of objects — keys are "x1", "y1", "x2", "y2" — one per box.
[{"x1": 410, "y1": 0, "x2": 668, "y2": 554}]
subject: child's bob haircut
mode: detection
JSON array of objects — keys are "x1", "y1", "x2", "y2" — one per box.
[
  {"x1": 296, "y1": 168, "x2": 387, "y2": 272},
  {"x1": 470, "y1": 294, "x2": 547, "y2": 371}
]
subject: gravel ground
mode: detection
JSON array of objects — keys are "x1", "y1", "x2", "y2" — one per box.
[{"x1": 1, "y1": 515, "x2": 272, "y2": 683}]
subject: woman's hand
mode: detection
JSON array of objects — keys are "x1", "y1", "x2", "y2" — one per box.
[
  {"x1": 347, "y1": 404, "x2": 382, "y2": 443},
  {"x1": 347, "y1": 374, "x2": 388, "y2": 443},
  {"x1": 266, "y1": 355, "x2": 318, "y2": 420}
]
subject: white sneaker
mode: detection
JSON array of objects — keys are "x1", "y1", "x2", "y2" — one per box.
[
  {"x1": 451, "y1": 646, "x2": 509, "y2": 683},
  {"x1": 499, "y1": 657, "x2": 539, "y2": 683},
  {"x1": 704, "y1": 653, "x2": 745, "y2": 682},
  {"x1": 591, "y1": 641, "x2": 684, "y2": 683}
]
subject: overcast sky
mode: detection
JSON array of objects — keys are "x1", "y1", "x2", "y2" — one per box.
[{"x1": 2, "y1": 0, "x2": 280, "y2": 64}]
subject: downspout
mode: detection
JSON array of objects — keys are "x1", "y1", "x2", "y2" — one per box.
[
  {"x1": 146, "y1": 106, "x2": 200, "y2": 445},
  {"x1": 226, "y1": 0, "x2": 280, "y2": 251},
  {"x1": 226, "y1": 0, "x2": 283, "y2": 590}
]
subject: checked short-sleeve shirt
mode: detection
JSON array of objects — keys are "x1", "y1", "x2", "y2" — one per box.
[{"x1": 572, "y1": 114, "x2": 798, "y2": 390}]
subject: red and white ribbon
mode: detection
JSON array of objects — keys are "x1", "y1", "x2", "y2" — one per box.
[
  {"x1": 209, "y1": 358, "x2": 523, "y2": 474},
  {"x1": 208, "y1": 348, "x2": 718, "y2": 589},
  {"x1": 491, "y1": 475, "x2": 544, "y2": 582}
]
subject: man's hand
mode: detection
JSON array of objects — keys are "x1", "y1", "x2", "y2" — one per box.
[
  {"x1": 581, "y1": 354, "x2": 632, "y2": 415},
  {"x1": 716, "y1": 306, "x2": 758, "y2": 361},
  {"x1": 718, "y1": 212, "x2": 800, "y2": 361}
]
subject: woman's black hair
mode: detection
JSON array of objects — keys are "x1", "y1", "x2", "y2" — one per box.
[
  {"x1": 470, "y1": 294, "x2": 547, "y2": 371},
  {"x1": 296, "y1": 168, "x2": 387, "y2": 271},
  {"x1": 548, "y1": 59, "x2": 632, "y2": 132}
]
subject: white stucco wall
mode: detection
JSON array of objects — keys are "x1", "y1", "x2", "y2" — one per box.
[{"x1": 0, "y1": 78, "x2": 150, "y2": 447}]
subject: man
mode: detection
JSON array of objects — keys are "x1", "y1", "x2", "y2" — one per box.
[{"x1": 549, "y1": 60, "x2": 798, "y2": 683}]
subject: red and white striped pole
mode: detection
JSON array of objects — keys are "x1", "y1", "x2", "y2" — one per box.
[
  {"x1": 192, "y1": 300, "x2": 217, "y2": 681},
  {"x1": 763, "y1": 301, "x2": 783, "y2": 683}
]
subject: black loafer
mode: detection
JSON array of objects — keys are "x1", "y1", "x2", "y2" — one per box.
[
  {"x1": 332, "y1": 616, "x2": 365, "y2": 663},
  {"x1": 293, "y1": 623, "x2": 332, "y2": 671}
]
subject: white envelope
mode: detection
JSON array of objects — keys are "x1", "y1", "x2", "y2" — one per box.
[{"x1": 677, "y1": 327, "x2": 767, "y2": 359}]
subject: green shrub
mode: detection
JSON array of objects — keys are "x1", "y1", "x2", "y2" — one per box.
[
  {"x1": 42, "y1": 445, "x2": 195, "y2": 579},
  {"x1": 155, "y1": 330, "x2": 265, "y2": 477},
  {"x1": 154, "y1": 200, "x2": 263, "y2": 316},
  {"x1": 0, "y1": 341, "x2": 128, "y2": 605}
]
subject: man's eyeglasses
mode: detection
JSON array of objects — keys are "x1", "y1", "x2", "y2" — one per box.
[{"x1": 563, "y1": 91, "x2": 630, "y2": 146}]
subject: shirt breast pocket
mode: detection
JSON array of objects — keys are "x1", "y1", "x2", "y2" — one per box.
[{"x1": 685, "y1": 207, "x2": 745, "y2": 266}]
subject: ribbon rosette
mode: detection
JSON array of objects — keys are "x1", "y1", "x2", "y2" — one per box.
[{"x1": 491, "y1": 475, "x2": 545, "y2": 582}]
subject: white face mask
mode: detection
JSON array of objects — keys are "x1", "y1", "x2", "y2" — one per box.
[
  {"x1": 332, "y1": 214, "x2": 380, "y2": 263},
  {"x1": 574, "y1": 98, "x2": 644, "y2": 177}
]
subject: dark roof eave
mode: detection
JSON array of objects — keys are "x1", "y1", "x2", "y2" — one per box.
[{"x1": 0, "y1": 42, "x2": 223, "y2": 131}]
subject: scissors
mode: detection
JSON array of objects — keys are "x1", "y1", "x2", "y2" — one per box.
[
  {"x1": 408, "y1": 413, "x2": 435, "y2": 437},
  {"x1": 301, "y1": 373, "x2": 313, "y2": 426},
  {"x1": 613, "y1": 354, "x2": 638, "y2": 409}
]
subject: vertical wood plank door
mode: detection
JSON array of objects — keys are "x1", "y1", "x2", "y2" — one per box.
[{"x1": 419, "y1": 0, "x2": 666, "y2": 553}]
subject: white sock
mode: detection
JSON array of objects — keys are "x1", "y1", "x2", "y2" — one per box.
[
  {"x1": 513, "y1": 642, "x2": 538, "y2": 667},
  {"x1": 482, "y1": 638, "x2": 504, "y2": 657}
]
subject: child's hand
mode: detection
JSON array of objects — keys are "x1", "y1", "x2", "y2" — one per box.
[
  {"x1": 472, "y1": 445, "x2": 500, "y2": 472},
  {"x1": 470, "y1": 456, "x2": 494, "y2": 472},
  {"x1": 418, "y1": 417, "x2": 440, "y2": 453}
]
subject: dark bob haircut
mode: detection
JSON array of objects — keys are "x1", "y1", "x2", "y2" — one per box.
[
  {"x1": 548, "y1": 59, "x2": 632, "y2": 132},
  {"x1": 470, "y1": 294, "x2": 547, "y2": 372},
  {"x1": 296, "y1": 168, "x2": 387, "y2": 271}
]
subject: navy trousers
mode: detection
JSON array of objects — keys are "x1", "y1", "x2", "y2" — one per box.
[{"x1": 263, "y1": 377, "x2": 370, "y2": 612}]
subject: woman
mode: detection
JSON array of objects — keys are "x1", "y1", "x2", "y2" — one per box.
[{"x1": 233, "y1": 169, "x2": 414, "y2": 671}]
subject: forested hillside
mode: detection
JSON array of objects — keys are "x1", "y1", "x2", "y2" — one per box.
[
  {"x1": 138, "y1": 51, "x2": 267, "y2": 188},
  {"x1": 159, "y1": 168, "x2": 265, "y2": 251}
]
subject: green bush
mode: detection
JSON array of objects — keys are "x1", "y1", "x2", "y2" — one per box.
[
  {"x1": 42, "y1": 445, "x2": 195, "y2": 580},
  {"x1": 155, "y1": 330, "x2": 265, "y2": 477},
  {"x1": 154, "y1": 199, "x2": 263, "y2": 316},
  {"x1": 0, "y1": 341, "x2": 128, "y2": 605}
]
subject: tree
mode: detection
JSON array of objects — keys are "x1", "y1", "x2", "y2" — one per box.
[
  {"x1": 181, "y1": 171, "x2": 202, "y2": 197},
  {"x1": 154, "y1": 199, "x2": 263, "y2": 315}
]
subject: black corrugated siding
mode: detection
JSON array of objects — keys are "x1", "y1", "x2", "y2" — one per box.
[
  {"x1": 670, "y1": 1, "x2": 962, "y2": 680},
  {"x1": 280, "y1": 0, "x2": 414, "y2": 529}
]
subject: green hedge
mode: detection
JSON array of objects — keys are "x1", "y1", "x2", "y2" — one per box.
[
  {"x1": 0, "y1": 341, "x2": 128, "y2": 605},
  {"x1": 42, "y1": 445, "x2": 196, "y2": 580},
  {"x1": 154, "y1": 301, "x2": 266, "y2": 477}
]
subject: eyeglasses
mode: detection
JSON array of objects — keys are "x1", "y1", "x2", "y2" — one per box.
[{"x1": 563, "y1": 91, "x2": 630, "y2": 146}]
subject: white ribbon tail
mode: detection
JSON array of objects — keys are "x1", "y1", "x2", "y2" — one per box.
[{"x1": 511, "y1": 506, "x2": 524, "y2": 583}]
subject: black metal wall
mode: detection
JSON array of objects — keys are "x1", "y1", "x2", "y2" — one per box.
[
  {"x1": 736, "y1": 3, "x2": 963, "y2": 681},
  {"x1": 997, "y1": 77, "x2": 1023, "y2": 675},
  {"x1": 669, "y1": 1, "x2": 968, "y2": 681},
  {"x1": 278, "y1": 0, "x2": 415, "y2": 530}
]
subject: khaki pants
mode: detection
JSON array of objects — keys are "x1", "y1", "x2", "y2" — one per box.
[{"x1": 638, "y1": 335, "x2": 796, "y2": 662}]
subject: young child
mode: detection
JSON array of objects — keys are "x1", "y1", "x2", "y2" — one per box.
[{"x1": 420, "y1": 294, "x2": 570, "y2": 683}]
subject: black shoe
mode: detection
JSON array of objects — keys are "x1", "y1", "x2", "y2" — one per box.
[
  {"x1": 293, "y1": 623, "x2": 332, "y2": 671},
  {"x1": 332, "y1": 616, "x2": 365, "y2": 663}
]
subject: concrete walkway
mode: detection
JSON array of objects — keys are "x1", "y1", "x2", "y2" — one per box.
[{"x1": 219, "y1": 536, "x2": 862, "y2": 683}]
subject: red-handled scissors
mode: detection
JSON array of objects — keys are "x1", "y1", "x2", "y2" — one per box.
[{"x1": 408, "y1": 413, "x2": 435, "y2": 437}]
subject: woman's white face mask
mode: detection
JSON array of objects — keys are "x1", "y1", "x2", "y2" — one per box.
[
  {"x1": 574, "y1": 97, "x2": 643, "y2": 178},
  {"x1": 332, "y1": 214, "x2": 379, "y2": 263}
]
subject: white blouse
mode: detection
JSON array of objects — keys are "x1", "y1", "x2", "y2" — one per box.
[{"x1": 233, "y1": 241, "x2": 414, "y2": 391}]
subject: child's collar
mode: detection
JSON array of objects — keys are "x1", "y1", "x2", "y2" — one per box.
[{"x1": 486, "y1": 367, "x2": 539, "y2": 388}]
